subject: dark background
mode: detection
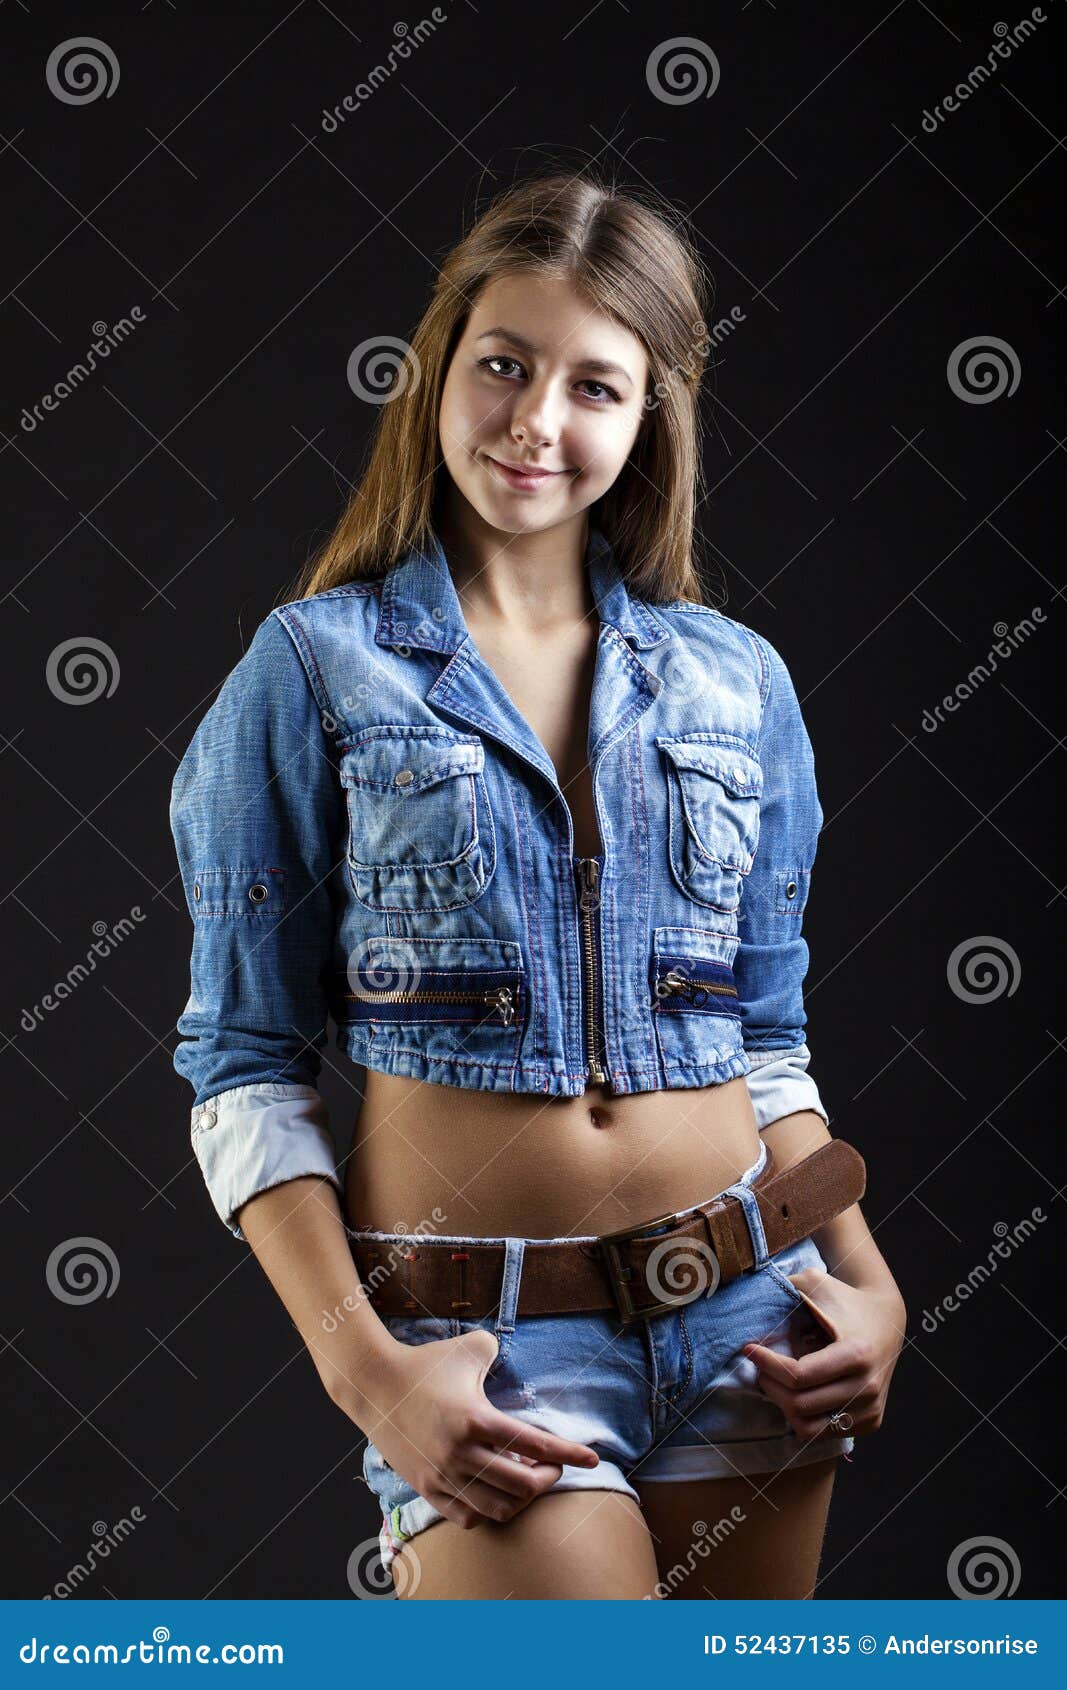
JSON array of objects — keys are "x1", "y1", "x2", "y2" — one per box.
[{"x1": 2, "y1": 0, "x2": 1063, "y2": 1600}]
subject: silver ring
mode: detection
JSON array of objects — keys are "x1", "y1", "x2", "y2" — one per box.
[{"x1": 827, "y1": 1410, "x2": 852, "y2": 1433}]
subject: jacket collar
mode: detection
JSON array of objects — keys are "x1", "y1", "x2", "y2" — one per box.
[{"x1": 375, "y1": 522, "x2": 671, "y2": 655}]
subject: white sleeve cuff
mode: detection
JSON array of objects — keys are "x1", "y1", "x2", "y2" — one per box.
[
  {"x1": 743, "y1": 1042, "x2": 830, "y2": 1131},
  {"x1": 190, "y1": 1082, "x2": 342, "y2": 1241}
]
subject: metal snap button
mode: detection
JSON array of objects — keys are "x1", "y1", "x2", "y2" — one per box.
[
  {"x1": 394, "y1": 769, "x2": 414, "y2": 787},
  {"x1": 732, "y1": 768, "x2": 746, "y2": 785},
  {"x1": 248, "y1": 882, "x2": 269, "y2": 903},
  {"x1": 785, "y1": 880, "x2": 798, "y2": 899}
]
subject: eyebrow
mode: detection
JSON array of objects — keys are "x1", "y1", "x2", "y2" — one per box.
[{"x1": 474, "y1": 325, "x2": 635, "y2": 385}]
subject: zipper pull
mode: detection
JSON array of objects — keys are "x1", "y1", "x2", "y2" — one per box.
[
  {"x1": 485, "y1": 986, "x2": 515, "y2": 1026},
  {"x1": 578, "y1": 857, "x2": 601, "y2": 912},
  {"x1": 657, "y1": 966, "x2": 693, "y2": 1002}
]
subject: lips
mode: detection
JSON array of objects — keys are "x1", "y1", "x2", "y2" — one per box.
[{"x1": 485, "y1": 455, "x2": 566, "y2": 490}]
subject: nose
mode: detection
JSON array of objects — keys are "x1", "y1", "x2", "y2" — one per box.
[{"x1": 509, "y1": 378, "x2": 563, "y2": 450}]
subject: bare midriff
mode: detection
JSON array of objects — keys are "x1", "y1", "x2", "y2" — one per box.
[{"x1": 343, "y1": 1070, "x2": 763, "y2": 1239}]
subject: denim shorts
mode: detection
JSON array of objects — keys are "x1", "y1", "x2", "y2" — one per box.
[{"x1": 349, "y1": 1141, "x2": 854, "y2": 1571}]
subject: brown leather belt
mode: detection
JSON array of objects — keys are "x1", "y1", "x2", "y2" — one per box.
[{"x1": 347, "y1": 1138, "x2": 866, "y2": 1325}]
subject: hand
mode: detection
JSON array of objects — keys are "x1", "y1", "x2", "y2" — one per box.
[
  {"x1": 357, "y1": 1327, "x2": 600, "y2": 1532},
  {"x1": 743, "y1": 1268, "x2": 906, "y2": 1442}
]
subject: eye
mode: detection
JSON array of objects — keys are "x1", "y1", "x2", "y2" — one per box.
[
  {"x1": 479, "y1": 354, "x2": 524, "y2": 380},
  {"x1": 478, "y1": 356, "x2": 623, "y2": 405},
  {"x1": 576, "y1": 379, "x2": 622, "y2": 404}
]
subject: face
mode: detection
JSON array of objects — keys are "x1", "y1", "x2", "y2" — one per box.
[{"x1": 437, "y1": 270, "x2": 650, "y2": 535}]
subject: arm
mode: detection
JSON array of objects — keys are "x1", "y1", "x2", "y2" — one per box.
[
  {"x1": 759, "y1": 1108, "x2": 904, "y2": 1317},
  {"x1": 170, "y1": 609, "x2": 348, "y2": 1241},
  {"x1": 735, "y1": 638, "x2": 905, "y2": 1435},
  {"x1": 170, "y1": 612, "x2": 598, "y2": 1517}
]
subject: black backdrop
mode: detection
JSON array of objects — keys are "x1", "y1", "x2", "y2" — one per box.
[{"x1": 2, "y1": 0, "x2": 1063, "y2": 1600}]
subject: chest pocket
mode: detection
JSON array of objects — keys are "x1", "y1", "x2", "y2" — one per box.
[
  {"x1": 339, "y1": 725, "x2": 496, "y2": 913},
  {"x1": 656, "y1": 735, "x2": 763, "y2": 914}
]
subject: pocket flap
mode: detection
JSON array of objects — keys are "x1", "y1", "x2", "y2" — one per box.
[
  {"x1": 340, "y1": 726, "x2": 484, "y2": 795},
  {"x1": 655, "y1": 737, "x2": 763, "y2": 798}
]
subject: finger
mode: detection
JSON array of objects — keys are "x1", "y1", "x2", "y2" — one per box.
[
  {"x1": 478, "y1": 1408, "x2": 600, "y2": 1469},
  {"x1": 753, "y1": 1370, "x2": 847, "y2": 1422},
  {"x1": 744, "y1": 1338, "x2": 863, "y2": 1390},
  {"x1": 451, "y1": 1470, "x2": 536, "y2": 1522},
  {"x1": 464, "y1": 1448, "x2": 563, "y2": 1498},
  {"x1": 765, "y1": 1372, "x2": 868, "y2": 1418}
]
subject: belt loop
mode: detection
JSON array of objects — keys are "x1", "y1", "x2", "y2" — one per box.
[
  {"x1": 497, "y1": 1237, "x2": 526, "y2": 1334},
  {"x1": 721, "y1": 1177, "x2": 771, "y2": 1269}
]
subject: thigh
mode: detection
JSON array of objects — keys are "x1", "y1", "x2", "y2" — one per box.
[
  {"x1": 392, "y1": 1489, "x2": 663, "y2": 1601},
  {"x1": 634, "y1": 1456, "x2": 839, "y2": 1599}
]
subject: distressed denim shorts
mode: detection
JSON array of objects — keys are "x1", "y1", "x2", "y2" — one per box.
[{"x1": 350, "y1": 1142, "x2": 854, "y2": 1571}]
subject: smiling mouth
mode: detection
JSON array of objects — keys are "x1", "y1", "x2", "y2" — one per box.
[{"x1": 485, "y1": 455, "x2": 569, "y2": 487}]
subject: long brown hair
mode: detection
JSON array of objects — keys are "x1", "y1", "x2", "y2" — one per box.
[{"x1": 285, "y1": 169, "x2": 714, "y2": 607}]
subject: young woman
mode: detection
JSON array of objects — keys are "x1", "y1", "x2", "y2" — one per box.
[{"x1": 170, "y1": 171, "x2": 906, "y2": 1601}]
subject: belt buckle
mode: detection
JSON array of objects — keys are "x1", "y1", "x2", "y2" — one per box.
[{"x1": 596, "y1": 1208, "x2": 689, "y2": 1324}]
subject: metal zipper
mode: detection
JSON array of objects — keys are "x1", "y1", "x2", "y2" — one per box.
[
  {"x1": 576, "y1": 857, "x2": 608, "y2": 1085},
  {"x1": 348, "y1": 985, "x2": 516, "y2": 1026},
  {"x1": 655, "y1": 966, "x2": 738, "y2": 1009}
]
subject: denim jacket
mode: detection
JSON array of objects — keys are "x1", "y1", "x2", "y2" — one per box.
[{"x1": 170, "y1": 525, "x2": 829, "y2": 1239}]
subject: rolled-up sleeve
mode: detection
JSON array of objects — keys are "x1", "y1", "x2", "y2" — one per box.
[
  {"x1": 170, "y1": 611, "x2": 346, "y2": 1240},
  {"x1": 734, "y1": 635, "x2": 830, "y2": 1130}
]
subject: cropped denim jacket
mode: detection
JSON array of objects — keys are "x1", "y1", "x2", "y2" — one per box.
[{"x1": 170, "y1": 525, "x2": 830, "y2": 1239}]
